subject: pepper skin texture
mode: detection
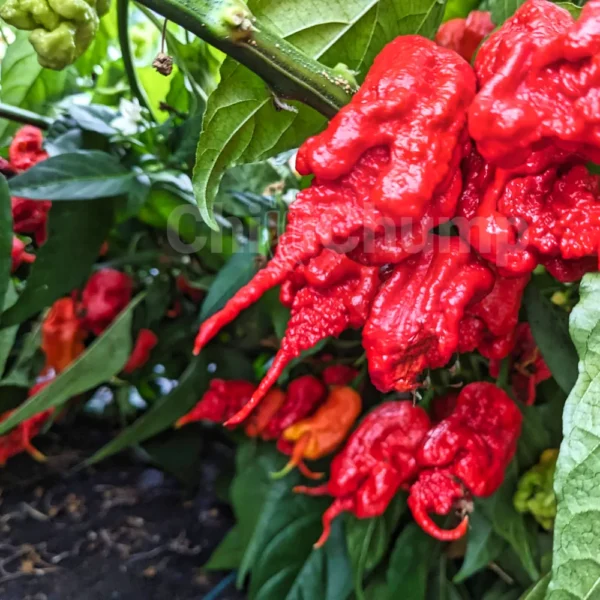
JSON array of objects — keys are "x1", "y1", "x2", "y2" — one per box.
[
  {"x1": 469, "y1": 0, "x2": 600, "y2": 171},
  {"x1": 123, "y1": 329, "x2": 158, "y2": 374},
  {"x1": 409, "y1": 382, "x2": 522, "y2": 540},
  {"x1": 225, "y1": 251, "x2": 378, "y2": 426},
  {"x1": 489, "y1": 323, "x2": 551, "y2": 404},
  {"x1": 9, "y1": 126, "x2": 48, "y2": 172},
  {"x1": 244, "y1": 388, "x2": 287, "y2": 439},
  {"x1": 80, "y1": 269, "x2": 133, "y2": 335},
  {"x1": 11, "y1": 237, "x2": 35, "y2": 272},
  {"x1": 0, "y1": 0, "x2": 112, "y2": 70},
  {"x1": 193, "y1": 36, "x2": 476, "y2": 357},
  {"x1": 12, "y1": 197, "x2": 52, "y2": 246},
  {"x1": 277, "y1": 386, "x2": 362, "y2": 480},
  {"x1": 175, "y1": 379, "x2": 256, "y2": 428},
  {"x1": 514, "y1": 448, "x2": 558, "y2": 530},
  {"x1": 0, "y1": 408, "x2": 53, "y2": 465},
  {"x1": 407, "y1": 470, "x2": 470, "y2": 541},
  {"x1": 296, "y1": 401, "x2": 431, "y2": 547},
  {"x1": 435, "y1": 11, "x2": 495, "y2": 62},
  {"x1": 321, "y1": 365, "x2": 359, "y2": 387},
  {"x1": 41, "y1": 297, "x2": 86, "y2": 373},
  {"x1": 363, "y1": 236, "x2": 494, "y2": 392}
]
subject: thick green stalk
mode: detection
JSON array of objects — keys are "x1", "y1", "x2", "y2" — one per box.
[
  {"x1": 117, "y1": 0, "x2": 155, "y2": 117},
  {"x1": 0, "y1": 103, "x2": 52, "y2": 130},
  {"x1": 133, "y1": 0, "x2": 355, "y2": 117}
]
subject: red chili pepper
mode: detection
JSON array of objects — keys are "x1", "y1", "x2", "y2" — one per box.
[
  {"x1": 176, "y1": 274, "x2": 204, "y2": 302},
  {"x1": 321, "y1": 365, "x2": 358, "y2": 387},
  {"x1": 436, "y1": 11, "x2": 495, "y2": 62},
  {"x1": 408, "y1": 382, "x2": 522, "y2": 539},
  {"x1": 225, "y1": 251, "x2": 378, "y2": 426},
  {"x1": 175, "y1": 379, "x2": 256, "y2": 428},
  {"x1": 489, "y1": 323, "x2": 551, "y2": 404},
  {"x1": 0, "y1": 408, "x2": 53, "y2": 465},
  {"x1": 363, "y1": 235, "x2": 494, "y2": 392},
  {"x1": 193, "y1": 37, "x2": 476, "y2": 357},
  {"x1": 296, "y1": 401, "x2": 431, "y2": 547},
  {"x1": 244, "y1": 387, "x2": 287, "y2": 438},
  {"x1": 80, "y1": 269, "x2": 133, "y2": 335},
  {"x1": 9, "y1": 126, "x2": 48, "y2": 172},
  {"x1": 469, "y1": 0, "x2": 600, "y2": 171},
  {"x1": 123, "y1": 329, "x2": 158, "y2": 374},
  {"x1": 41, "y1": 297, "x2": 86, "y2": 373},
  {"x1": 11, "y1": 237, "x2": 35, "y2": 272},
  {"x1": 11, "y1": 197, "x2": 52, "y2": 246},
  {"x1": 275, "y1": 386, "x2": 362, "y2": 480}
]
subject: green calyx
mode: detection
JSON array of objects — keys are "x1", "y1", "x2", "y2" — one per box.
[
  {"x1": 0, "y1": 0, "x2": 111, "y2": 70},
  {"x1": 513, "y1": 449, "x2": 559, "y2": 530}
]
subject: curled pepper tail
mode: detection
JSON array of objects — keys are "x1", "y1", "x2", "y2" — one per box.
[
  {"x1": 409, "y1": 500, "x2": 469, "y2": 541},
  {"x1": 294, "y1": 484, "x2": 330, "y2": 496},
  {"x1": 271, "y1": 433, "x2": 324, "y2": 480},
  {"x1": 314, "y1": 497, "x2": 355, "y2": 548}
]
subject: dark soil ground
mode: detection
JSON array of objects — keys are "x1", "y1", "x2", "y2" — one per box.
[{"x1": 0, "y1": 420, "x2": 245, "y2": 600}]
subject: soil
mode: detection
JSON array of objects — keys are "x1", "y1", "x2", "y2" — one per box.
[{"x1": 0, "y1": 420, "x2": 245, "y2": 600}]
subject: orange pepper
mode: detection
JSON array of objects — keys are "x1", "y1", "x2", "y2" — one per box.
[
  {"x1": 274, "y1": 386, "x2": 362, "y2": 480},
  {"x1": 41, "y1": 298, "x2": 86, "y2": 373}
]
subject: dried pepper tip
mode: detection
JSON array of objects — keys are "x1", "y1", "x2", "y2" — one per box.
[{"x1": 244, "y1": 388, "x2": 286, "y2": 438}]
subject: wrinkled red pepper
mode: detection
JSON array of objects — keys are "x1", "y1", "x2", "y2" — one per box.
[
  {"x1": 321, "y1": 365, "x2": 358, "y2": 387},
  {"x1": 296, "y1": 401, "x2": 431, "y2": 547},
  {"x1": 225, "y1": 251, "x2": 378, "y2": 426},
  {"x1": 11, "y1": 237, "x2": 35, "y2": 272},
  {"x1": 41, "y1": 297, "x2": 86, "y2": 373},
  {"x1": 489, "y1": 322, "x2": 551, "y2": 404},
  {"x1": 12, "y1": 197, "x2": 52, "y2": 246},
  {"x1": 244, "y1": 387, "x2": 287, "y2": 438},
  {"x1": 123, "y1": 329, "x2": 158, "y2": 374},
  {"x1": 436, "y1": 11, "x2": 495, "y2": 62},
  {"x1": 9, "y1": 126, "x2": 48, "y2": 172},
  {"x1": 193, "y1": 36, "x2": 476, "y2": 358},
  {"x1": 175, "y1": 379, "x2": 256, "y2": 427},
  {"x1": 409, "y1": 382, "x2": 522, "y2": 539},
  {"x1": 80, "y1": 269, "x2": 133, "y2": 335},
  {"x1": 363, "y1": 236, "x2": 494, "y2": 392}
]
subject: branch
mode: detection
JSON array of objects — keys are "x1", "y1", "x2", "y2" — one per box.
[
  {"x1": 0, "y1": 104, "x2": 52, "y2": 130},
  {"x1": 133, "y1": 0, "x2": 356, "y2": 117},
  {"x1": 117, "y1": 0, "x2": 155, "y2": 117}
]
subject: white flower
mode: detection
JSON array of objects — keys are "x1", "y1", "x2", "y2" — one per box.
[{"x1": 111, "y1": 97, "x2": 143, "y2": 136}]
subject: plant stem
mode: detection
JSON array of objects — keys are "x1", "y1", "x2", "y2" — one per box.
[
  {"x1": 117, "y1": 0, "x2": 155, "y2": 117},
  {"x1": 0, "y1": 103, "x2": 52, "y2": 130},
  {"x1": 133, "y1": 0, "x2": 355, "y2": 117}
]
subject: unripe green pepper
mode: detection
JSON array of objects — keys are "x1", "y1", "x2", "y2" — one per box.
[
  {"x1": 514, "y1": 449, "x2": 558, "y2": 530},
  {"x1": 0, "y1": 0, "x2": 110, "y2": 70}
]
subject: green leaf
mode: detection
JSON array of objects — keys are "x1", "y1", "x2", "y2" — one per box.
[
  {"x1": 453, "y1": 511, "x2": 505, "y2": 583},
  {"x1": 205, "y1": 526, "x2": 245, "y2": 571},
  {"x1": 345, "y1": 495, "x2": 407, "y2": 599},
  {"x1": 86, "y1": 354, "x2": 208, "y2": 464},
  {"x1": 479, "y1": 462, "x2": 539, "y2": 583},
  {"x1": 524, "y1": 282, "x2": 578, "y2": 395},
  {"x1": 8, "y1": 151, "x2": 134, "y2": 200},
  {"x1": 443, "y1": 0, "x2": 480, "y2": 20},
  {"x1": 193, "y1": 0, "x2": 446, "y2": 228},
  {"x1": 385, "y1": 523, "x2": 438, "y2": 598},
  {"x1": 0, "y1": 31, "x2": 70, "y2": 141},
  {"x1": 199, "y1": 249, "x2": 260, "y2": 320},
  {"x1": 0, "y1": 175, "x2": 12, "y2": 310},
  {"x1": 0, "y1": 285, "x2": 19, "y2": 378},
  {"x1": 1, "y1": 200, "x2": 114, "y2": 327},
  {"x1": 555, "y1": 2, "x2": 581, "y2": 18},
  {"x1": 489, "y1": 0, "x2": 525, "y2": 24},
  {"x1": 137, "y1": 65, "x2": 178, "y2": 122},
  {"x1": 0, "y1": 294, "x2": 143, "y2": 435},
  {"x1": 547, "y1": 273, "x2": 600, "y2": 599},
  {"x1": 520, "y1": 573, "x2": 551, "y2": 600},
  {"x1": 67, "y1": 105, "x2": 117, "y2": 136}
]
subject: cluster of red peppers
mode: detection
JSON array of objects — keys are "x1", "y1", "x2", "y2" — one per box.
[
  {"x1": 298, "y1": 382, "x2": 522, "y2": 544},
  {"x1": 3, "y1": 126, "x2": 52, "y2": 272},
  {"x1": 182, "y1": 0, "x2": 583, "y2": 541}
]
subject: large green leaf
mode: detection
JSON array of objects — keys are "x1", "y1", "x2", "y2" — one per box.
[
  {"x1": 524, "y1": 282, "x2": 578, "y2": 395},
  {"x1": 489, "y1": 0, "x2": 525, "y2": 24},
  {"x1": 1, "y1": 200, "x2": 114, "y2": 327},
  {"x1": 0, "y1": 31, "x2": 70, "y2": 141},
  {"x1": 0, "y1": 294, "x2": 143, "y2": 435},
  {"x1": 8, "y1": 151, "x2": 134, "y2": 200},
  {"x1": 520, "y1": 573, "x2": 551, "y2": 600},
  {"x1": 0, "y1": 175, "x2": 12, "y2": 311},
  {"x1": 193, "y1": 0, "x2": 446, "y2": 228},
  {"x1": 547, "y1": 273, "x2": 600, "y2": 599},
  {"x1": 0, "y1": 285, "x2": 19, "y2": 378}
]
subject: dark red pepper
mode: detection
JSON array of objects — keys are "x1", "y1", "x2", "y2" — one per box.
[
  {"x1": 9, "y1": 126, "x2": 48, "y2": 172},
  {"x1": 436, "y1": 11, "x2": 495, "y2": 62},
  {"x1": 123, "y1": 329, "x2": 158, "y2": 374},
  {"x1": 11, "y1": 237, "x2": 35, "y2": 272}
]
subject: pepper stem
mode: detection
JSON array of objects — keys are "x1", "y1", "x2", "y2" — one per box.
[
  {"x1": 133, "y1": 0, "x2": 356, "y2": 117},
  {"x1": 0, "y1": 103, "x2": 52, "y2": 130}
]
